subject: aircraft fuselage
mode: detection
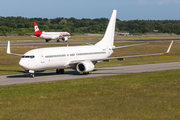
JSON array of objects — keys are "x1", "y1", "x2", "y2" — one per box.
[{"x1": 19, "y1": 45, "x2": 114, "y2": 71}]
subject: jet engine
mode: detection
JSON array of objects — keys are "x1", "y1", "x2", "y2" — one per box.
[
  {"x1": 62, "y1": 37, "x2": 68, "y2": 42},
  {"x1": 76, "y1": 61, "x2": 94, "y2": 73}
]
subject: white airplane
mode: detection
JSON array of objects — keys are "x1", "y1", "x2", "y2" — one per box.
[
  {"x1": 7, "y1": 10, "x2": 173, "y2": 78},
  {"x1": 33, "y1": 22, "x2": 71, "y2": 42}
]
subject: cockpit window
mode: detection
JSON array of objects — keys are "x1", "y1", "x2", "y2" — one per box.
[{"x1": 22, "y1": 55, "x2": 35, "y2": 59}]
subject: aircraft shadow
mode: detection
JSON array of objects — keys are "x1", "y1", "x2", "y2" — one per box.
[
  {"x1": 0, "y1": 70, "x2": 24, "y2": 73},
  {"x1": 7, "y1": 73, "x2": 32, "y2": 78},
  {"x1": 6, "y1": 70, "x2": 85, "y2": 78},
  {"x1": 6, "y1": 69, "x2": 118, "y2": 78}
]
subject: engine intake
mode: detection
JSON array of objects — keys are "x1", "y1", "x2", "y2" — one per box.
[
  {"x1": 62, "y1": 37, "x2": 68, "y2": 41},
  {"x1": 76, "y1": 61, "x2": 94, "y2": 73}
]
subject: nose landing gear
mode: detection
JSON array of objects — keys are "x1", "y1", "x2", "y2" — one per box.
[
  {"x1": 30, "y1": 73, "x2": 34, "y2": 78},
  {"x1": 29, "y1": 70, "x2": 35, "y2": 78},
  {"x1": 56, "y1": 69, "x2": 64, "y2": 74},
  {"x1": 28, "y1": 69, "x2": 65, "y2": 78}
]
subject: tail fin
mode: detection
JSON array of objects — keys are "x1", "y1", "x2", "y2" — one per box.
[
  {"x1": 95, "y1": 10, "x2": 117, "y2": 46},
  {"x1": 34, "y1": 22, "x2": 40, "y2": 32}
]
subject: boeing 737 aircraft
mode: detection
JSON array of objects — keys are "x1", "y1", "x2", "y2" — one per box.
[
  {"x1": 7, "y1": 10, "x2": 173, "y2": 77},
  {"x1": 33, "y1": 22, "x2": 71, "y2": 42}
]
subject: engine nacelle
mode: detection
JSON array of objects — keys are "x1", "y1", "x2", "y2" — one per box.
[
  {"x1": 62, "y1": 37, "x2": 68, "y2": 41},
  {"x1": 76, "y1": 61, "x2": 94, "y2": 73}
]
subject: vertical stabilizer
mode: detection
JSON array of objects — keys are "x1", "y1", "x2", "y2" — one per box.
[
  {"x1": 34, "y1": 22, "x2": 42, "y2": 37},
  {"x1": 34, "y1": 22, "x2": 40, "y2": 32},
  {"x1": 95, "y1": 10, "x2": 117, "y2": 46}
]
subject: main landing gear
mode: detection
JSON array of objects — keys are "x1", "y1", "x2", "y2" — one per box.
[
  {"x1": 45, "y1": 39, "x2": 51, "y2": 42},
  {"x1": 83, "y1": 72, "x2": 90, "y2": 75},
  {"x1": 56, "y1": 69, "x2": 64, "y2": 74},
  {"x1": 57, "y1": 39, "x2": 60, "y2": 42}
]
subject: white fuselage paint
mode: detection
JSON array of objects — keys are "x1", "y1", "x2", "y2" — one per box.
[
  {"x1": 39, "y1": 32, "x2": 71, "y2": 40},
  {"x1": 19, "y1": 45, "x2": 114, "y2": 71}
]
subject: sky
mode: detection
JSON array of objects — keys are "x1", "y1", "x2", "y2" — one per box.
[{"x1": 0, "y1": 0, "x2": 180, "y2": 20}]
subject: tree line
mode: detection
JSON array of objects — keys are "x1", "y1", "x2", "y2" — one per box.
[{"x1": 0, "y1": 16, "x2": 180, "y2": 36}]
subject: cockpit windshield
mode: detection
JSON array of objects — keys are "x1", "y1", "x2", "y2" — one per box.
[{"x1": 22, "y1": 55, "x2": 35, "y2": 59}]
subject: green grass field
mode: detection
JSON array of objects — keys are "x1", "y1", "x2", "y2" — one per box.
[
  {"x1": 0, "y1": 36, "x2": 180, "y2": 119},
  {"x1": 0, "y1": 69, "x2": 180, "y2": 119}
]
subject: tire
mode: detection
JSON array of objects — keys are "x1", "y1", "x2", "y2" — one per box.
[
  {"x1": 56, "y1": 69, "x2": 60, "y2": 74},
  {"x1": 60, "y1": 69, "x2": 64, "y2": 74},
  {"x1": 30, "y1": 73, "x2": 34, "y2": 78}
]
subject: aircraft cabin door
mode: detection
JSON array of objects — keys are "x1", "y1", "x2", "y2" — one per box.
[{"x1": 39, "y1": 51, "x2": 45, "y2": 63}]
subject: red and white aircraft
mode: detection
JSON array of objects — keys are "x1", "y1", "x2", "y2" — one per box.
[{"x1": 33, "y1": 22, "x2": 71, "y2": 42}]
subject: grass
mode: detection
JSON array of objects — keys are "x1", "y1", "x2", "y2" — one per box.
[
  {"x1": 0, "y1": 69, "x2": 180, "y2": 119},
  {"x1": 0, "y1": 36, "x2": 180, "y2": 119}
]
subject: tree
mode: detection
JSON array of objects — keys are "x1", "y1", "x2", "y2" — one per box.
[{"x1": 59, "y1": 19, "x2": 67, "y2": 25}]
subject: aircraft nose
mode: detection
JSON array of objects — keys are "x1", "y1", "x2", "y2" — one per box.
[{"x1": 19, "y1": 59, "x2": 28, "y2": 70}]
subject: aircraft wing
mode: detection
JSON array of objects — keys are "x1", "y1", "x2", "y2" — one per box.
[
  {"x1": 85, "y1": 42, "x2": 149, "y2": 48},
  {"x1": 91, "y1": 41, "x2": 173, "y2": 62},
  {"x1": 68, "y1": 41, "x2": 173, "y2": 66},
  {"x1": 90, "y1": 53, "x2": 164, "y2": 62}
]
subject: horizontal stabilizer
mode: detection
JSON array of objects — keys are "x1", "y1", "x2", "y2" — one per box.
[{"x1": 113, "y1": 43, "x2": 149, "y2": 49}]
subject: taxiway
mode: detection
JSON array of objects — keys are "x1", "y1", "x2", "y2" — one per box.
[{"x1": 0, "y1": 62, "x2": 180, "y2": 86}]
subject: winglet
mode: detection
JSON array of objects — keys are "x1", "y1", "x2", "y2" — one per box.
[
  {"x1": 7, "y1": 41, "x2": 23, "y2": 56},
  {"x1": 7, "y1": 41, "x2": 11, "y2": 54},
  {"x1": 166, "y1": 40, "x2": 173, "y2": 54}
]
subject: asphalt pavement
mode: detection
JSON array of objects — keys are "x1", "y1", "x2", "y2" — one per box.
[{"x1": 0, "y1": 62, "x2": 180, "y2": 86}]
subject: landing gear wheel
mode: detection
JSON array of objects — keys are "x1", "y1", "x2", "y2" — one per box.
[
  {"x1": 57, "y1": 39, "x2": 60, "y2": 42},
  {"x1": 56, "y1": 69, "x2": 60, "y2": 74},
  {"x1": 60, "y1": 69, "x2": 64, "y2": 74},
  {"x1": 30, "y1": 73, "x2": 34, "y2": 78},
  {"x1": 83, "y1": 72, "x2": 89, "y2": 75},
  {"x1": 46, "y1": 39, "x2": 49, "y2": 42},
  {"x1": 56, "y1": 69, "x2": 64, "y2": 74}
]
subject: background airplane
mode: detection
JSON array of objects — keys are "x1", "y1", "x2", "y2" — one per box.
[
  {"x1": 7, "y1": 10, "x2": 173, "y2": 78},
  {"x1": 33, "y1": 22, "x2": 71, "y2": 42}
]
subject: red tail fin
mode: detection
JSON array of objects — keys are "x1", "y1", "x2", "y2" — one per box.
[
  {"x1": 34, "y1": 22, "x2": 40, "y2": 32},
  {"x1": 33, "y1": 22, "x2": 42, "y2": 37}
]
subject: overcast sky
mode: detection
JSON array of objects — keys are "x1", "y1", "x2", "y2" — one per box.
[{"x1": 0, "y1": 0, "x2": 179, "y2": 20}]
